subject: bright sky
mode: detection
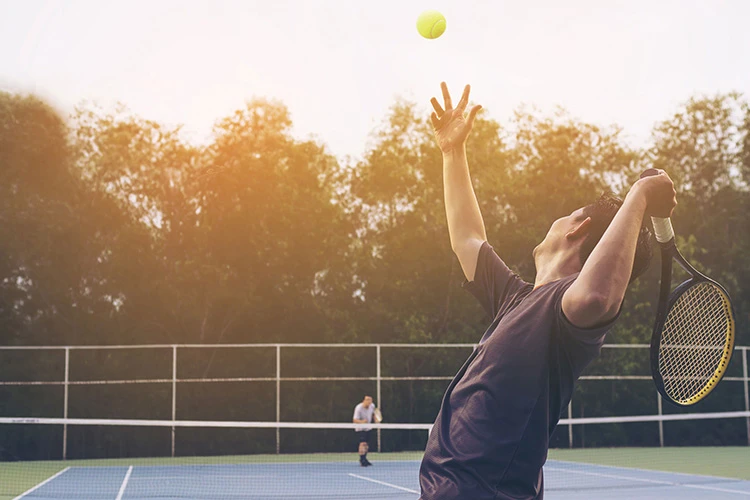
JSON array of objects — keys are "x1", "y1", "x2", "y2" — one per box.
[{"x1": 1, "y1": 0, "x2": 749, "y2": 160}]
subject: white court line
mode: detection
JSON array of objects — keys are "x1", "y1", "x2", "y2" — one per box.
[
  {"x1": 549, "y1": 459, "x2": 750, "y2": 487},
  {"x1": 248, "y1": 458, "x2": 423, "y2": 466},
  {"x1": 546, "y1": 466, "x2": 750, "y2": 496},
  {"x1": 100, "y1": 458, "x2": 423, "y2": 470},
  {"x1": 115, "y1": 466, "x2": 133, "y2": 500},
  {"x1": 13, "y1": 467, "x2": 70, "y2": 500},
  {"x1": 348, "y1": 473, "x2": 420, "y2": 495},
  {"x1": 121, "y1": 473, "x2": 275, "y2": 481}
]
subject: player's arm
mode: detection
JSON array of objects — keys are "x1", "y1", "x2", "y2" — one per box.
[
  {"x1": 430, "y1": 83, "x2": 485, "y2": 281},
  {"x1": 562, "y1": 172, "x2": 676, "y2": 328},
  {"x1": 443, "y1": 147, "x2": 486, "y2": 281}
]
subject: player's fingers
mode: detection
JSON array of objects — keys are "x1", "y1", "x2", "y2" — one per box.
[
  {"x1": 466, "y1": 105, "x2": 482, "y2": 128},
  {"x1": 457, "y1": 85, "x2": 470, "y2": 111},
  {"x1": 430, "y1": 111, "x2": 440, "y2": 128},
  {"x1": 430, "y1": 97, "x2": 444, "y2": 116},
  {"x1": 441, "y1": 82, "x2": 452, "y2": 110}
]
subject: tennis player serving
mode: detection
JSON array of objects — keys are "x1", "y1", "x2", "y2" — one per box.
[{"x1": 418, "y1": 83, "x2": 676, "y2": 500}]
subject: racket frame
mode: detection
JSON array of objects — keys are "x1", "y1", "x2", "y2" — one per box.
[{"x1": 651, "y1": 238, "x2": 736, "y2": 406}]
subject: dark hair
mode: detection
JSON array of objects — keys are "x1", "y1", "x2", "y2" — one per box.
[{"x1": 579, "y1": 194, "x2": 653, "y2": 282}]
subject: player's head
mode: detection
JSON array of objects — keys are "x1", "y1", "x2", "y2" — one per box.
[
  {"x1": 534, "y1": 194, "x2": 653, "y2": 281},
  {"x1": 363, "y1": 395, "x2": 373, "y2": 407},
  {"x1": 579, "y1": 194, "x2": 652, "y2": 280}
]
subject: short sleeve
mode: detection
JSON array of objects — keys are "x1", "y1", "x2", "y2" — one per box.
[
  {"x1": 559, "y1": 308, "x2": 618, "y2": 345},
  {"x1": 462, "y1": 242, "x2": 529, "y2": 318},
  {"x1": 554, "y1": 277, "x2": 620, "y2": 379},
  {"x1": 353, "y1": 405, "x2": 362, "y2": 420},
  {"x1": 556, "y1": 276, "x2": 621, "y2": 344}
]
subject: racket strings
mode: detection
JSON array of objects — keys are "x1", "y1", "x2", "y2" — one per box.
[{"x1": 659, "y1": 282, "x2": 732, "y2": 403}]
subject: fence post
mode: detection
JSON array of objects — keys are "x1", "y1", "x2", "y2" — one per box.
[
  {"x1": 276, "y1": 345, "x2": 281, "y2": 454},
  {"x1": 172, "y1": 345, "x2": 177, "y2": 457},
  {"x1": 567, "y1": 400, "x2": 573, "y2": 448},
  {"x1": 743, "y1": 347, "x2": 749, "y2": 446},
  {"x1": 657, "y1": 393, "x2": 664, "y2": 447},
  {"x1": 63, "y1": 347, "x2": 69, "y2": 460},
  {"x1": 377, "y1": 345, "x2": 381, "y2": 453}
]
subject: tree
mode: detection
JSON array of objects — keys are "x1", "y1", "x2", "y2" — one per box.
[
  {"x1": 192, "y1": 99, "x2": 352, "y2": 343},
  {"x1": 0, "y1": 93, "x2": 88, "y2": 344}
]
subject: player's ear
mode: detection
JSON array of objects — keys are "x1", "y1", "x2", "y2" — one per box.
[{"x1": 566, "y1": 217, "x2": 591, "y2": 241}]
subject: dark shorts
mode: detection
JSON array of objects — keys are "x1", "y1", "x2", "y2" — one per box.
[{"x1": 357, "y1": 431, "x2": 371, "y2": 444}]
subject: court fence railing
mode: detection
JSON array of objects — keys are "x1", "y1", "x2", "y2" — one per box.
[{"x1": 1, "y1": 343, "x2": 748, "y2": 458}]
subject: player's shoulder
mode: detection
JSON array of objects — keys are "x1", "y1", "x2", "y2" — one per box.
[
  {"x1": 552, "y1": 272, "x2": 580, "y2": 290},
  {"x1": 553, "y1": 273, "x2": 582, "y2": 305},
  {"x1": 529, "y1": 273, "x2": 578, "y2": 298}
]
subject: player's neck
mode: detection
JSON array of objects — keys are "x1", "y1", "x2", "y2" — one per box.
[{"x1": 533, "y1": 250, "x2": 581, "y2": 289}]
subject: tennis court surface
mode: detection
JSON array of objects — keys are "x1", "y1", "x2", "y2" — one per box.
[
  {"x1": 4, "y1": 448, "x2": 750, "y2": 499},
  {"x1": 3, "y1": 344, "x2": 750, "y2": 499}
]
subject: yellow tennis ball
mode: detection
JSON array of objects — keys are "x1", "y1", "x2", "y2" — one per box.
[{"x1": 416, "y1": 10, "x2": 446, "y2": 39}]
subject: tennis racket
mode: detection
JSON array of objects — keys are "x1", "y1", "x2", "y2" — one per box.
[
  {"x1": 641, "y1": 168, "x2": 736, "y2": 406},
  {"x1": 373, "y1": 407, "x2": 383, "y2": 423}
]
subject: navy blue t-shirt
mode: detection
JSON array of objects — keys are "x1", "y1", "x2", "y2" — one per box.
[{"x1": 419, "y1": 243, "x2": 617, "y2": 499}]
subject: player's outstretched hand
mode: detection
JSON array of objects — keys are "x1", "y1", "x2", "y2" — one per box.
[
  {"x1": 632, "y1": 169, "x2": 677, "y2": 218},
  {"x1": 430, "y1": 82, "x2": 482, "y2": 154}
]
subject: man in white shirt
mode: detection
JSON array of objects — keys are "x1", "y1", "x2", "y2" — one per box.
[{"x1": 353, "y1": 395, "x2": 375, "y2": 466}]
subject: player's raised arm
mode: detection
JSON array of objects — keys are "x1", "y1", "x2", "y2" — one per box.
[
  {"x1": 562, "y1": 171, "x2": 677, "y2": 328},
  {"x1": 430, "y1": 82, "x2": 485, "y2": 281}
]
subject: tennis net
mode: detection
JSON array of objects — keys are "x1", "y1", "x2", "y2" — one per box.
[{"x1": 2, "y1": 413, "x2": 749, "y2": 499}]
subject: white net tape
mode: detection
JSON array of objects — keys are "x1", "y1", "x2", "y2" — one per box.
[{"x1": 659, "y1": 282, "x2": 733, "y2": 403}]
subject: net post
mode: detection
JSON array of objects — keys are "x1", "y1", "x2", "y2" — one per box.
[
  {"x1": 63, "y1": 347, "x2": 69, "y2": 460},
  {"x1": 276, "y1": 344, "x2": 281, "y2": 454},
  {"x1": 172, "y1": 345, "x2": 177, "y2": 458},
  {"x1": 657, "y1": 393, "x2": 664, "y2": 447},
  {"x1": 743, "y1": 347, "x2": 749, "y2": 446},
  {"x1": 567, "y1": 400, "x2": 573, "y2": 448},
  {"x1": 376, "y1": 344, "x2": 381, "y2": 453}
]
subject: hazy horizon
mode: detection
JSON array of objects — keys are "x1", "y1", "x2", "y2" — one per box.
[{"x1": 2, "y1": 0, "x2": 749, "y2": 159}]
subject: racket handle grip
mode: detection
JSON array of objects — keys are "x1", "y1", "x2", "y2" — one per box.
[
  {"x1": 650, "y1": 217, "x2": 675, "y2": 244},
  {"x1": 639, "y1": 169, "x2": 675, "y2": 244}
]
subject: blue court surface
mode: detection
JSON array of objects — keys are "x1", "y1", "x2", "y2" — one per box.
[{"x1": 9, "y1": 459, "x2": 750, "y2": 499}]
